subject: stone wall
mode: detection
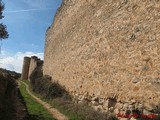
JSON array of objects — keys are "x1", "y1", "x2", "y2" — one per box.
[
  {"x1": 21, "y1": 56, "x2": 43, "y2": 81},
  {"x1": 43, "y1": 0, "x2": 160, "y2": 116},
  {"x1": 28, "y1": 56, "x2": 43, "y2": 81},
  {"x1": 21, "y1": 57, "x2": 31, "y2": 80}
]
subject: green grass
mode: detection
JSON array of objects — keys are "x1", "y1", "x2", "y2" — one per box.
[{"x1": 19, "y1": 81, "x2": 56, "y2": 120}]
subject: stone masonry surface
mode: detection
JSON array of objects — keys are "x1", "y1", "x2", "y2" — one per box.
[
  {"x1": 43, "y1": 0, "x2": 160, "y2": 115},
  {"x1": 28, "y1": 56, "x2": 43, "y2": 81}
]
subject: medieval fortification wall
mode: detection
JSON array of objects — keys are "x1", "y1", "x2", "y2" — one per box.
[
  {"x1": 21, "y1": 56, "x2": 43, "y2": 80},
  {"x1": 43, "y1": 0, "x2": 160, "y2": 115},
  {"x1": 21, "y1": 57, "x2": 31, "y2": 80}
]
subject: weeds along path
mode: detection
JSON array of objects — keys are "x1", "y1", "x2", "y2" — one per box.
[{"x1": 19, "y1": 81, "x2": 68, "y2": 120}]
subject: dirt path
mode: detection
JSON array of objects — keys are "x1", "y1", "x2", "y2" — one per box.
[{"x1": 19, "y1": 81, "x2": 68, "y2": 120}]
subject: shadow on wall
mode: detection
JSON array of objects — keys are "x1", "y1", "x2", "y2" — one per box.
[
  {"x1": 23, "y1": 57, "x2": 160, "y2": 120},
  {"x1": 29, "y1": 65, "x2": 71, "y2": 100},
  {"x1": 29, "y1": 66, "x2": 119, "y2": 120}
]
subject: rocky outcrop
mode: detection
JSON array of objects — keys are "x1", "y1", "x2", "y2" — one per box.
[{"x1": 43, "y1": 0, "x2": 160, "y2": 118}]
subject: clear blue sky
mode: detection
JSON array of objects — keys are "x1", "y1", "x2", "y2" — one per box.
[{"x1": 0, "y1": 0, "x2": 62, "y2": 72}]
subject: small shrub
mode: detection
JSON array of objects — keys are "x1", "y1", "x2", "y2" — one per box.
[{"x1": 30, "y1": 67, "x2": 71, "y2": 99}]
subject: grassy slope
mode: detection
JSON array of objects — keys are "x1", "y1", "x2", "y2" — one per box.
[
  {"x1": 23, "y1": 80, "x2": 84, "y2": 120},
  {"x1": 19, "y1": 82, "x2": 56, "y2": 120},
  {"x1": 23, "y1": 80, "x2": 110, "y2": 120}
]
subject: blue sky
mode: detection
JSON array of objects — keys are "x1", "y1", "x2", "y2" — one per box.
[{"x1": 0, "y1": 0, "x2": 62, "y2": 72}]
